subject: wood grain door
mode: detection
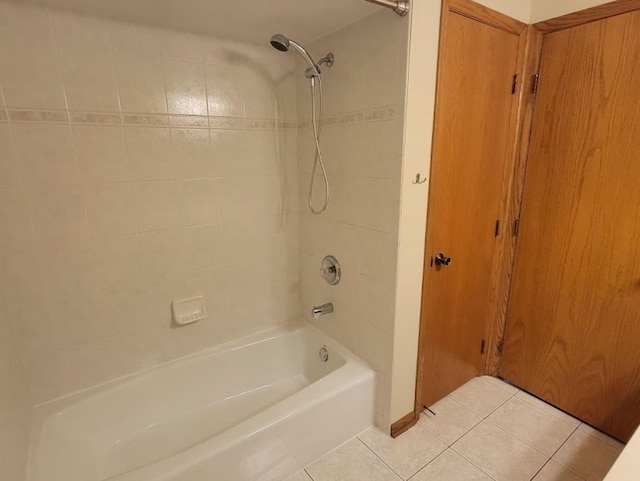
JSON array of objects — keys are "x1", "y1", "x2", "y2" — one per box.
[
  {"x1": 418, "y1": 2, "x2": 524, "y2": 408},
  {"x1": 501, "y1": 10, "x2": 640, "y2": 442}
]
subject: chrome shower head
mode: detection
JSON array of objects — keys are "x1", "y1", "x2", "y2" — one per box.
[
  {"x1": 270, "y1": 34, "x2": 290, "y2": 52},
  {"x1": 269, "y1": 33, "x2": 321, "y2": 78}
]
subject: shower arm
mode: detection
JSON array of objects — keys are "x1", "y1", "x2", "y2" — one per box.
[{"x1": 363, "y1": 0, "x2": 409, "y2": 16}]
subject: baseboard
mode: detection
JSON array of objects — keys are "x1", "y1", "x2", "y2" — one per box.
[{"x1": 390, "y1": 410, "x2": 419, "y2": 438}]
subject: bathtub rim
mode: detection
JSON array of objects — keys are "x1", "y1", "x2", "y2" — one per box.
[{"x1": 27, "y1": 319, "x2": 374, "y2": 481}]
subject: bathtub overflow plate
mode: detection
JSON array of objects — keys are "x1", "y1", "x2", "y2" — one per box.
[{"x1": 319, "y1": 346, "x2": 329, "y2": 363}]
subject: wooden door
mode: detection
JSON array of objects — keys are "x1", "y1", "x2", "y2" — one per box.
[
  {"x1": 418, "y1": 1, "x2": 525, "y2": 408},
  {"x1": 501, "y1": 10, "x2": 640, "y2": 442}
]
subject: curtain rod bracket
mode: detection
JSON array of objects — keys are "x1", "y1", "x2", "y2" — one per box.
[{"x1": 364, "y1": 0, "x2": 410, "y2": 17}]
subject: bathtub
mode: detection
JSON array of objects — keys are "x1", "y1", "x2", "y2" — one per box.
[{"x1": 28, "y1": 323, "x2": 375, "y2": 481}]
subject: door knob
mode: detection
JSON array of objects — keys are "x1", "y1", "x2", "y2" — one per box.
[{"x1": 434, "y1": 253, "x2": 452, "y2": 267}]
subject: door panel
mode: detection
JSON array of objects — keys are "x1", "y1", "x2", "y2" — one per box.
[
  {"x1": 501, "y1": 11, "x2": 640, "y2": 442},
  {"x1": 419, "y1": 9, "x2": 521, "y2": 407}
]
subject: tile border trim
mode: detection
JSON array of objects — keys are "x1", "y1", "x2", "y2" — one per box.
[{"x1": 0, "y1": 105, "x2": 395, "y2": 128}]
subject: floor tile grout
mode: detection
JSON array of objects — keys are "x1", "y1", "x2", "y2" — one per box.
[
  {"x1": 539, "y1": 423, "x2": 589, "y2": 481},
  {"x1": 298, "y1": 376, "x2": 618, "y2": 481},
  {"x1": 356, "y1": 435, "x2": 406, "y2": 480},
  {"x1": 449, "y1": 444, "x2": 500, "y2": 481}
]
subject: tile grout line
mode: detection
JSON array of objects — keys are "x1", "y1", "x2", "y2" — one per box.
[
  {"x1": 447, "y1": 378, "x2": 521, "y2": 481},
  {"x1": 356, "y1": 436, "x2": 406, "y2": 480},
  {"x1": 532, "y1": 423, "x2": 588, "y2": 481}
]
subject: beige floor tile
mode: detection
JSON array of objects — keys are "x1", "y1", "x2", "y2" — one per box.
[
  {"x1": 453, "y1": 421, "x2": 548, "y2": 481},
  {"x1": 577, "y1": 424, "x2": 624, "y2": 451},
  {"x1": 487, "y1": 396, "x2": 577, "y2": 456},
  {"x1": 515, "y1": 391, "x2": 581, "y2": 428},
  {"x1": 284, "y1": 470, "x2": 313, "y2": 481},
  {"x1": 534, "y1": 460, "x2": 586, "y2": 481},
  {"x1": 449, "y1": 377, "x2": 514, "y2": 417},
  {"x1": 306, "y1": 438, "x2": 401, "y2": 481},
  {"x1": 482, "y1": 375, "x2": 520, "y2": 395},
  {"x1": 553, "y1": 429, "x2": 621, "y2": 481},
  {"x1": 410, "y1": 449, "x2": 493, "y2": 481},
  {"x1": 418, "y1": 396, "x2": 483, "y2": 445},
  {"x1": 359, "y1": 425, "x2": 446, "y2": 479}
]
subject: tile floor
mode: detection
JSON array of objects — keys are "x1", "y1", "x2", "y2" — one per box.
[{"x1": 286, "y1": 376, "x2": 625, "y2": 481}]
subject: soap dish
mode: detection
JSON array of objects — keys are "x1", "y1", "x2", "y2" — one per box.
[{"x1": 172, "y1": 296, "x2": 206, "y2": 325}]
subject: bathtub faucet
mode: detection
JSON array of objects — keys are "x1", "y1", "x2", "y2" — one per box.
[{"x1": 312, "y1": 303, "x2": 334, "y2": 319}]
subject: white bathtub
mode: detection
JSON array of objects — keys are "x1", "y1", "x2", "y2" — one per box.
[{"x1": 28, "y1": 323, "x2": 375, "y2": 481}]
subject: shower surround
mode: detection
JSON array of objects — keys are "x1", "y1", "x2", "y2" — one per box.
[
  {"x1": 0, "y1": 1, "x2": 409, "y2": 479},
  {"x1": 297, "y1": 11, "x2": 409, "y2": 428}
]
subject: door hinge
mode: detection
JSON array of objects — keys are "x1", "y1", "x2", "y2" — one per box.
[
  {"x1": 481, "y1": 339, "x2": 487, "y2": 354},
  {"x1": 511, "y1": 74, "x2": 518, "y2": 94},
  {"x1": 494, "y1": 219, "x2": 501, "y2": 237},
  {"x1": 514, "y1": 219, "x2": 520, "y2": 236},
  {"x1": 532, "y1": 73, "x2": 540, "y2": 94}
]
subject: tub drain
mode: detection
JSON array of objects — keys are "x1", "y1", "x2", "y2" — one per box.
[{"x1": 319, "y1": 346, "x2": 329, "y2": 362}]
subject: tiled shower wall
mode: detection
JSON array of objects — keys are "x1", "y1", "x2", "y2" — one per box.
[
  {"x1": 0, "y1": 0, "x2": 300, "y2": 417},
  {"x1": 297, "y1": 11, "x2": 409, "y2": 428},
  {"x1": 0, "y1": 286, "x2": 31, "y2": 481}
]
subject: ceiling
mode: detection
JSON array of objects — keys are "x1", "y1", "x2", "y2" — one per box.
[{"x1": 23, "y1": 0, "x2": 382, "y2": 44}]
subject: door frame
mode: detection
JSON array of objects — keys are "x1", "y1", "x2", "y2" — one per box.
[{"x1": 409, "y1": 0, "x2": 528, "y2": 430}]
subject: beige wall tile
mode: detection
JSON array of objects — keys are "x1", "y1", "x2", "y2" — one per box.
[
  {"x1": 161, "y1": 30, "x2": 203, "y2": 61},
  {"x1": 30, "y1": 184, "x2": 91, "y2": 249},
  {"x1": 172, "y1": 128, "x2": 214, "y2": 179},
  {"x1": 135, "y1": 180, "x2": 181, "y2": 231},
  {"x1": 110, "y1": 20, "x2": 160, "y2": 58},
  {"x1": 205, "y1": 63, "x2": 245, "y2": 118},
  {"x1": 85, "y1": 182, "x2": 138, "y2": 237},
  {"x1": 116, "y1": 57, "x2": 168, "y2": 114},
  {"x1": 0, "y1": 124, "x2": 21, "y2": 186},
  {"x1": 0, "y1": 1, "x2": 302, "y2": 414},
  {"x1": 163, "y1": 58, "x2": 207, "y2": 115},
  {"x1": 0, "y1": 409, "x2": 31, "y2": 481},
  {"x1": 110, "y1": 19, "x2": 166, "y2": 114},
  {"x1": 125, "y1": 126, "x2": 174, "y2": 180},
  {"x1": 93, "y1": 234, "x2": 142, "y2": 288},
  {"x1": 12, "y1": 123, "x2": 80, "y2": 185},
  {"x1": 243, "y1": 66, "x2": 276, "y2": 120},
  {"x1": 0, "y1": 2, "x2": 66, "y2": 110},
  {"x1": 177, "y1": 179, "x2": 218, "y2": 226},
  {"x1": 73, "y1": 125, "x2": 131, "y2": 183},
  {"x1": 52, "y1": 10, "x2": 120, "y2": 112}
]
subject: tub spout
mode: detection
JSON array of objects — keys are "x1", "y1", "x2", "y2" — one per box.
[{"x1": 312, "y1": 303, "x2": 334, "y2": 319}]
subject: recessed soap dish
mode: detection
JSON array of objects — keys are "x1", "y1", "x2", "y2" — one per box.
[{"x1": 172, "y1": 296, "x2": 206, "y2": 325}]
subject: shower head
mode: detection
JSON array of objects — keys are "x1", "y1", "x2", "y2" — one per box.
[
  {"x1": 270, "y1": 34, "x2": 290, "y2": 52},
  {"x1": 270, "y1": 33, "x2": 321, "y2": 77}
]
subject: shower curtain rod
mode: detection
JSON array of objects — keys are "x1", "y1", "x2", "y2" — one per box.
[{"x1": 364, "y1": 0, "x2": 409, "y2": 16}]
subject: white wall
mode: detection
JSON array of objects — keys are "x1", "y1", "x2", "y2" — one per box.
[
  {"x1": 475, "y1": 0, "x2": 532, "y2": 22},
  {"x1": 530, "y1": 0, "x2": 614, "y2": 22}
]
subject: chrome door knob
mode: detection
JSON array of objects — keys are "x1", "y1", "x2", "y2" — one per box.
[{"x1": 434, "y1": 253, "x2": 452, "y2": 267}]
